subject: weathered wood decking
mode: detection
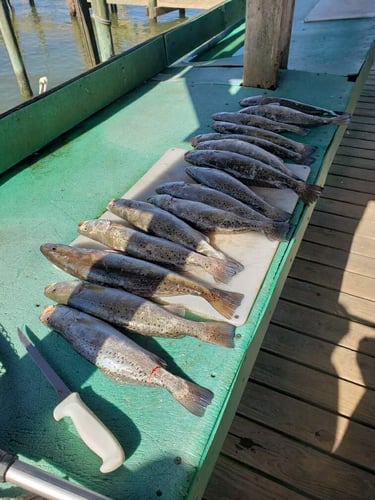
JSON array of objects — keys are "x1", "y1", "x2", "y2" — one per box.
[{"x1": 204, "y1": 64, "x2": 375, "y2": 499}]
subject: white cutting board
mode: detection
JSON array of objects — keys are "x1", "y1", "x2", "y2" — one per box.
[{"x1": 72, "y1": 148, "x2": 309, "y2": 326}]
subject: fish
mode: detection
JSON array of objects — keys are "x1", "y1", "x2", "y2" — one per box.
[
  {"x1": 40, "y1": 244, "x2": 244, "y2": 319},
  {"x1": 78, "y1": 219, "x2": 239, "y2": 284},
  {"x1": 190, "y1": 132, "x2": 314, "y2": 165},
  {"x1": 184, "y1": 149, "x2": 322, "y2": 205},
  {"x1": 106, "y1": 198, "x2": 242, "y2": 271},
  {"x1": 39, "y1": 304, "x2": 214, "y2": 416},
  {"x1": 193, "y1": 138, "x2": 300, "y2": 178},
  {"x1": 44, "y1": 280, "x2": 235, "y2": 347},
  {"x1": 185, "y1": 166, "x2": 291, "y2": 222},
  {"x1": 211, "y1": 111, "x2": 309, "y2": 136},
  {"x1": 239, "y1": 104, "x2": 351, "y2": 127},
  {"x1": 155, "y1": 181, "x2": 289, "y2": 240},
  {"x1": 239, "y1": 95, "x2": 345, "y2": 117},
  {"x1": 211, "y1": 121, "x2": 316, "y2": 156},
  {"x1": 148, "y1": 194, "x2": 290, "y2": 240}
]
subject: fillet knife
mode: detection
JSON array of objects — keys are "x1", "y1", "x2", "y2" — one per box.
[{"x1": 17, "y1": 328, "x2": 125, "y2": 473}]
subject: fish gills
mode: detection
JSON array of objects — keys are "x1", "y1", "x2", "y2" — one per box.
[{"x1": 39, "y1": 304, "x2": 214, "y2": 416}]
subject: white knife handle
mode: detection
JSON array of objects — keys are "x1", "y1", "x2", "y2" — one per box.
[{"x1": 53, "y1": 392, "x2": 125, "y2": 473}]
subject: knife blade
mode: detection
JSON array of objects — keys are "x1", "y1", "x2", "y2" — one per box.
[{"x1": 17, "y1": 328, "x2": 125, "y2": 473}]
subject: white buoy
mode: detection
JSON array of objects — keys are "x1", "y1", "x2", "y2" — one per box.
[{"x1": 38, "y1": 76, "x2": 48, "y2": 94}]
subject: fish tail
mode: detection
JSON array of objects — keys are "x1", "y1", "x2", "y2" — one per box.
[
  {"x1": 206, "y1": 256, "x2": 244, "y2": 284},
  {"x1": 297, "y1": 182, "x2": 323, "y2": 204},
  {"x1": 264, "y1": 221, "x2": 290, "y2": 241},
  {"x1": 168, "y1": 378, "x2": 214, "y2": 416},
  {"x1": 190, "y1": 136, "x2": 199, "y2": 146},
  {"x1": 199, "y1": 321, "x2": 235, "y2": 347},
  {"x1": 295, "y1": 126, "x2": 310, "y2": 136},
  {"x1": 300, "y1": 155, "x2": 315, "y2": 166},
  {"x1": 331, "y1": 113, "x2": 351, "y2": 125},
  {"x1": 301, "y1": 144, "x2": 317, "y2": 156},
  {"x1": 205, "y1": 287, "x2": 244, "y2": 319}
]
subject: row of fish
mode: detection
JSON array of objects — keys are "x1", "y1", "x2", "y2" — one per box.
[{"x1": 39, "y1": 95, "x2": 350, "y2": 416}]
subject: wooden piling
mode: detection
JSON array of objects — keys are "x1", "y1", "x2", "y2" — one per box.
[
  {"x1": 0, "y1": 0, "x2": 33, "y2": 100},
  {"x1": 73, "y1": 0, "x2": 100, "y2": 66},
  {"x1": 91, "y1": 0, "x2": 115, "y2": 61},
  {"x1": 242, "y1": 0, "x2": 295, "y2": 89}
]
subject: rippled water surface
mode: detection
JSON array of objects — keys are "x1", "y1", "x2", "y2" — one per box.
[{"x1": 0, "y1": 1, "x2": 200, "y2": 113}]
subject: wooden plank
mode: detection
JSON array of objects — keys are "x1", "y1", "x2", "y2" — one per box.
[
  {"x1": 289, "y1": 258, "x2": 375, "y2": 300},
  {"x1": 344, "y1": 120, "x2": 375, "y2": 134},
  {"x1": 238, "y1": 382, "x2": 375, "y2": 472},
  {"x1": 109, "y1": 0, "x2": 221, "y2": 7},
  {"x1": 262, "y1": 324, "x2": 375, "y2": 388},
  {"x1": 310, "y1": 210, "x2": 363, "y2": 234},
  {"x1": 319, "y1": 185, "x2": 373, "y2": 206},
  {"x1": 336, "y1": 145, "x2": 375, "y2": 161},
  {"x1": 272, "y1": 299, "x2": 375, "y2": 355},
  {"x1": 343, "y1": 128, "x2": 375, "y2": 141},
  {"x1": 340, "y1": 136, "x2": 375, "y2": 151},
  {"x1": 304, "y1": 225, "x2": 375, "y2": 258},
  {"x1": 281, "y1": 277, "x2": 375, "y2": 326},
  {"x1": 330, "y1": 164, "x2": 375, "y2": 182},
  {"x1": 317, "y1": 197, "x2": 365, "y2": 219},
  {"x1": 325, "y1": 174, "x2": 375, "y2": 193},
  {"x1": 251, "y1": 352, "x2": 374, "y2": 425},
  {"x1": 204, "y1": 453, "x2": 306, "y2": 500},
  {"x1": 222, "y1": 417, "x2": 375, "y2": 499},
  {"x1": 297, "y1": 240, "x2": 375, "y2": 278}
]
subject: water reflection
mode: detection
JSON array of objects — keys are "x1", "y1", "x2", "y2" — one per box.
[{"x1": 0, "y1": 1, "x2": 200, "y2": 113}]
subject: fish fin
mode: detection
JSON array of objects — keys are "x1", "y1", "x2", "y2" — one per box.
[
  {"x1": 331, "y1": 113, "x2": 351, "y2": 125},
  {"x1": 148, "y1": 352, "x2": 168, "y2": 368},
  {"x1": 162, "y1": 303, "x2": 186, "y2": 317},
  {"x1": 301, "y1": 144, "x2": 317, "y2": 156},
  {"x1": 190, "y1": 136, "x2": 199, "y2": 146},
  {"x1": 207, "y1": 257, "x2": 244, "y2": 284},
  {"x1": 169, "y1": 379, "x2": 214, "y2": 416},
  {"x1": 264, "y1": 221, "x2": 290, "y2": 241},
  {"x1": 199, "y1": 321, "x2": 235, "y2": 347},
  {"x1": 206, "y1": 288, "x2": 244, "y2": 319},
  {"x1": 295, "y1": 127, "x2": 310, "y2": 137},
  {"x1": 299, "y1": 155, "x2": 316, "y2": 166},
  {"x1": 298, "y1": 183, "x2": 323, "y2": 204}
]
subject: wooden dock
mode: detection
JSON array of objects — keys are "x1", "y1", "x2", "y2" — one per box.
[
  {"x1": 204, "y1": 63, "x2": 375, "y2": 500},
  {"x1": 106, "y1": 0, "x2": 223, "y2": 19}
]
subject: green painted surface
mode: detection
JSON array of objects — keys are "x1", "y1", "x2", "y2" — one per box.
[{"x1": 0, "y1": 1, "x2": 374, "y2": 499}]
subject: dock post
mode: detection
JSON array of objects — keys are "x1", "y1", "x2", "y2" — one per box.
[
  {"x1": 0, "y1": 0, "x2": 33, "y2": 100},
  {"x1": 242, "y1": 0, "x2": 295, "y2": 89},
  {"x1": 91, "y1": 0, "x2": 115, "y2": 61},
  {"x1": 148, "y1": 0, "x2": 157, "y2": 21},
  {"x1": 72, "y1": 0, "x2": 100, "y2": 66}
]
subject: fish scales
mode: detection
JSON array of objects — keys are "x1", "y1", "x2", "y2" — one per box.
[
  {"x1": 185, "y1": 166, "x2": 291, "y2": 222},
  {"x1": 211, "y1": 121, "x2": 316, "y2": 156},
  {"x1": 240, "y1": 104, "x2": 351, "y2": 127},
  {"x1": 239, "y1": 95, "x2": 344, "y2": 117},
  {"x1": 184, "y1": 149, "x2": 322, "y2": 205},
  {"x1": 155, "y1": 181, "x2": 289, "y2": 241},
  {"x1": 39, "y1": 304, "x2": 214, "y2": 416},
  {"x1": 211, "y1": 111, "x2": 309, "y2": 136},
  {"x1": 78, "y1": 219, "x2": 239, "y2": 284},
  {"x1": 148, "y1": 194, "x2": 289, "y2": 241},
  {"x1": 40, "y1": 243, "x2": 243, "y2": 319},
  {"x1": 44, "y1": 281, "x2": 235, "y2": 347},
  {"x1": 190, "y1": 132, "x2": 313, "y2": 164}
]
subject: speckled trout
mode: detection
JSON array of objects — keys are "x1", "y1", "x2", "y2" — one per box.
[
  {"x1": 78, "y1": 219, "x2": 239, "y2": 284},
  {"x1": 239, "y1": 95, "x2": 345, "y2": 117},
  {"x1": 240, "y1": 104, "x2": 350, "y2": 127},
  {"x1": 106, "y1": 198, "x2": 243, "y2": 272},
  {"x1": 40, "y1": 244, "x2": 244, "y2": 319},
  {"x1": 212, "y1": 111, "x2": 309, "y2": 136},
  {"x1": 211, "y1": 121, "x2": 316, "y2": 157},
  {"x1": 185, "y1": 166, "x2": 291, "y2": 222},
  {"x1": 190, "y1": 132, "x2": 314, "y2": 165},
  {"x1": 148, "y1": 194, "x2": 290, "y2": 240},
  {"x1": 39, "y1": 304, "x2": 214, "y2": 416},
  {"x1": 155, "y1": 182, "x2": 289, "y2": 241},
  {"x1": 44, "y1": 280, "x2": 235, "y2": 347},
  {"x1": 184, "y1": 149, "x2": 322, "y2": 205}
]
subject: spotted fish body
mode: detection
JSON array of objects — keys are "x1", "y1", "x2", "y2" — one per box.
[
  {"x1": 185, "y1": 166, "x2": 291, "y2": 222},
  {"x1": 40, "y1": 244, "x2": 244, "y2": 319},
  {"x1": 211, "y1": 111, "x2": 309, "y2": 136},
  {"x1": 211, "y1": 121, "x2": 316, "y2": 156},
  {"x1": 148, "y1": 194, "x2": 289, "y2": 241},
  {"x1": 78, "y1": 219, "x2": 239, "y2": 284},
  {"x1": 106, "y1": 198, "x2": 240, "y2": 269},
  {"x1": 155, "y1": 181, "x2": 289, "y2": 240},
  {"x1": 239, "y1": 95, "x2": 345, "y2": 117},
  {"x1": 184, "y1": 149, "x2": 322, "y2": 205},
  {"x1": 240, "y1": 104, "x2": 350, "y2": 127},
  {"x1": 44, "y1": 281, "x2": 235, "y2": 347},
  {"x1": 39, "y1": 304, "x2": 214, "y2": 416},
  {"x1": 190, "y1": 132, "x2": 313, "y2": 165}
]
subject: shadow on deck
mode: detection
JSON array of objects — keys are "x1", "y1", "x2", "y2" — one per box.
[{"x1": 204, "y1": 65, "x2": 375, "y2": 499}]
